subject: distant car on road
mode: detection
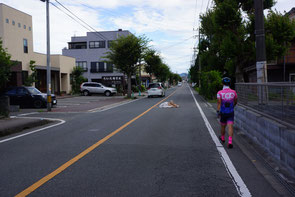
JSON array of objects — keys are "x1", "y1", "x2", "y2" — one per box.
[
  {"x1": 147, "y1": 83, "x2": 165, "y2": 98},
  {"x1": 178, "y1": 82, "x2": 182, "y2": 86},
  {"x1": 80, "y1": 82, "x2": 117, "y2": 96},
  {"x1": 3, "y1": 86, "x2": 57, "y2": 108}
]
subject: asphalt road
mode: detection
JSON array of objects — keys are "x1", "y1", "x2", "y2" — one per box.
[{"x1": 0, "y1": 84, "x2": 288, "y2": 196}]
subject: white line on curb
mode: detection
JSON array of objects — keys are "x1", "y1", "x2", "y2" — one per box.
[
  {"x1": 17, "y1": 112, "x2": 39, "y2": 116},
  {"x1": 0, "y1": 117, "x2": 65, "y2": 144},
  {"x1": 189, "y1": 86, "x2": 251, "y2": 197}
]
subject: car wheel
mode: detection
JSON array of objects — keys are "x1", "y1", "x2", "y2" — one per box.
[
  {"x1": 33, "y1": 100, "x2": 43, "y2": 108},
  {"x1": 105, "y1": 91, "x2": 111, "y2": 97},
  {"x1": 83, "y1": 90, "x2": 90, "y2": 96}
]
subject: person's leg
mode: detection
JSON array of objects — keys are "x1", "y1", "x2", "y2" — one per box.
[
  {"x1": 219, "y1": 114, "x2": 226, "y2": 143},
  {"x1": 220, "y1": 124, "x2": 226, "y2": 142},
  {"x1": 227, "y1": 123, "x2": 234, "y2": 148},
  {"x1": 227, "y1": 124, "x2": 233, "y2": 137}
]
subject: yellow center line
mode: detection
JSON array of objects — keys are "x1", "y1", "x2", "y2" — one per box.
[{"x1": 15, "y1": 90, "x2": 177, "y2": 197}]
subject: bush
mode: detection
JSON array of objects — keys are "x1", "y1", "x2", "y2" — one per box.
[
  {"x1": 71, "y1": 67, "x2": 87, "y2": 94},
  {"x1": 140, "y1": 85, "x2": 146, "y2": 92},
  {"x1": 199, "y1": 70, "x2": 222, "y2": 100},
  {"x1": 131, "y1": 85, "x2": 138, "y2": 92}
]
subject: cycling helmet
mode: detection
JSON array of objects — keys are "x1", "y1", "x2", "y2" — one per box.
[{"x1": 222, "y1": 77, "x2": 231, "y2": 86}]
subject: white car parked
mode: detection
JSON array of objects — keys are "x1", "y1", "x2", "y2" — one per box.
[
  {"x1": 80, "y1": 82, "x2": 117, "y2": 96},
  {"x1": 147, "y1": 83, "x2": 165, "y2": 98}
]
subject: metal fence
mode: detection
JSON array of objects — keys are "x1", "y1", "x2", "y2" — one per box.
[{"x1": 235, "y1": 83, "x2": 295, "y2": 125}]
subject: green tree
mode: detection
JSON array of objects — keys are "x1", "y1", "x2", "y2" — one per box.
[
  {"x1": 0, "y1": 39, "x2": 14, "y2": 92},
  {"x1": 24, "y1": 60, "x2": 37, "y2": 86},
  {"x1": 143, "y1": 49, "x2": 162, "y2": 83},
  {"x1": 200, "y1": 70, "x2": 222, "y2": 100},
  {"x1": 265, "y1": 10, "x2": 295, "y2": 60},
  {"x1": 71, "y1": 66, "x2": 87, "y2": 94},
  {"x1": 105, "y1": 34, "x2": 148, "y2": 98},
  {"x1": 154, "y1": 63, "x2": 170, "y2": 83},
  {"x1": 191, "y1": 0, "x2": 293, "y2": 84}
]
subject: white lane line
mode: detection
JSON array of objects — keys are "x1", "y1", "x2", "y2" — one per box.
[
  {"x1": 189, "y1": 87, "x2": 251, "y2": 197},
  {"x1": 88, "y1": 98, "x2": 142, "y2": 113},
  {"x1": 0, "y1": 117, "x2": 65, "y2": 144}
]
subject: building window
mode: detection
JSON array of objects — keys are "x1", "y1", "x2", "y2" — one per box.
[
  {"x1": 76, "y1": 61, "x2": 87, "y2": 71},
  {"x1": 12, "y1": 20, "x2": 15, "y2": 26},
  {"x1": 90, "y1": 62, "x2": 98, "y2": 73},
  {"x1": 70, "y1": 74, "x2": 73, "y2": 85},
  {"x1": 18, "y1": 23, "x2": 21, "y2": 28},
  {"x1": 98, "y1": 62, "x2": 105, "y2": 72},
  {"x1": 89, "y1": 41, "x2": 106, "y2": 48},
  {"x1": 90, "y1": 62, "x2": 113, "y2": 73},
  {"x1": 29, "y1": 26, "x2": 31, "y2": 31},
  {"x1": 90, "y1": 62, "x2": 107, "y2": 72},
  {"x1": 24, "y1": 25, "x2": 26, "y2": 29},
  {"x1": 6, "y1": 18, "x2": 9, "y2": 24},
  {"x1": 23, "y1": 39, "x2": 28, "y2": 53},
  {"x1": 68, "y1": 42, "x2": 87, "y2": 49}
]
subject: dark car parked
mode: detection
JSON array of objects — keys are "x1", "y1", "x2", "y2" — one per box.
[{"x1": 3, "y1": 86, "x2": 57, "y2": 108}]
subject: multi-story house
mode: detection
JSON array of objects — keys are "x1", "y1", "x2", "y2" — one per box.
[
  {"x1": 62, "y1": 30, "x2": 131, "y2": 88},
  {"x1": 0, "y1": 3, "x2": 75, "y2": 94},
  {"x1": 244, "y1": 7, "x2": 295, "y2": 82}
]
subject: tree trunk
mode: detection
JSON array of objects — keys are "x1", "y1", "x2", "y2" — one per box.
[
  {"x1": 127, "y1": 74, "x2": 132, "y2": 98},
  {"x1": 150, "y1": 74, "x2": 153, "y2": 83},
  {"x1": 235, "y1": 64, "x2": 244, "y2": 83}
]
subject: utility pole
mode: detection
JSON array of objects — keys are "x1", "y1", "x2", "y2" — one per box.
[
  {"x1": 254, "y1": 0, "x2": 267, "y2": 83},
  {"x1": 41, "y1": 0, "x2": 51, "y2": 111}
]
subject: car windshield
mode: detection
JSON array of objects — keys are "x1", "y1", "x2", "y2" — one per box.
[
  {"x1": 27, "y1": 87, "x2": 41, "y2": 95},
  {"x1": 149, "y1": 84, "x2": 160, "y2": 88}
]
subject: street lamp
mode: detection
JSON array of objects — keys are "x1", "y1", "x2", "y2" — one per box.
[{"x1": 40, "y1": 0, "x2": 51, "y2": 111}]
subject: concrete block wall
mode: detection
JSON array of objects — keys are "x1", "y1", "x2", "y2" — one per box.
[{"x1": 235, "y1": 106, "x2": 295, "y2": 177}]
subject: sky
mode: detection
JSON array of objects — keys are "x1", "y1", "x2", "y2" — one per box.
[{"x1": 0, "y1": 0, "x2": 293, "y2": 74}]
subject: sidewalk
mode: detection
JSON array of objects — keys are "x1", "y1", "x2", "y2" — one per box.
[{"x1": 0, "y1": 117, "x2": 50, "y2": 137}]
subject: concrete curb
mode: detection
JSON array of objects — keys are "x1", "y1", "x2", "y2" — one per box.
[{"x1": 0, "y1": 118, "x2": 51, "y2": 137}]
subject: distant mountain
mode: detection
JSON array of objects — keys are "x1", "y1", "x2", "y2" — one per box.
[{"x1": 179, "y1": 73, "x2": 188, "y2": 77}]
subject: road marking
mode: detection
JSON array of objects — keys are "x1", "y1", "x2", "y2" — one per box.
[
  {"x1": 17, "y1": 112, "x2": 39, "y2": 117},
  {"x1": 189, "y1": 86, "x2": 251, "y2": 197},
  {"x1": 88, "y1": 97, "x2": 142, "y2": 113},
  {"x1": 15, "y1": 91, "x2": 176, "y2": 197},
  {"x1": 0, "y1": 117, "x2": 65, "y2": 144}
]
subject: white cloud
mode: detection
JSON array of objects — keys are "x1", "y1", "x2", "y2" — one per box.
[{"x1": 0, "y1": 0, "x2": 205, "y2": 73}]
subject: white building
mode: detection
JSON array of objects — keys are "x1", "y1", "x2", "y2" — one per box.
[{"x1": 0, "y1": 3, "x2": 75, "y2": 94}]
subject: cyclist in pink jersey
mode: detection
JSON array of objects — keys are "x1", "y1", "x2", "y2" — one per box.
[{"x1": 217, "y1": 77, "x2": 237, "y2": 148}]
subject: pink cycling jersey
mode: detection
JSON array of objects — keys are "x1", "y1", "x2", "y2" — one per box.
[{"x1": 217, "y1": 87, "x2": 237, "y2": 114}]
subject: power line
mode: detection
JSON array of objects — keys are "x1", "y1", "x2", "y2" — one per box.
[
  {"x1": 52, "y1": 0, "x2": 108, "y2": 40},
  {"x1": 166, "y1": 54, "x2": 192, "y2": 60},
  {"x1": 50, "y1": 2, "x2": 94, "y2": 34},
  {"x1": 54, "y1": 0, "x2": 107, "y2": 40},
  {"x1": 159, "y1": 36, "x2": 194, "y2": 50}
]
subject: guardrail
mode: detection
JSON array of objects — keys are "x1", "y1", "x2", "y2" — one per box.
[{"x1": 235, "y1": 83, "x2": 295, "y2": 125}]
